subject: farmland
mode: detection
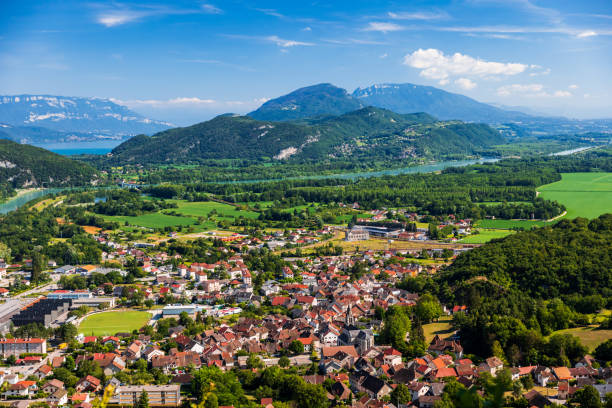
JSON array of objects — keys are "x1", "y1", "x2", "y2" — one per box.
[
  {"x1": 474, "y1": 219, "x2": 552, "y2": 230},
  {"x1": 458, "y1": 228, "x2": 515, "y2": 244},
  {"x1": 78, "y1": 311, "x2": 152, "y2": 336},
  {"x1": 166, "y1": 200, "x2": 259, "y2": 219},
  {"x1": 538, "y1": 172, "x2": 612, "y2": 219}
]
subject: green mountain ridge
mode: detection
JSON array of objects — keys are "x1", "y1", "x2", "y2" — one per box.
[
  {"x1": 0, "y1": 138, "x2": 98, "y2": 188},
  {"x1": 109, "y1": 106, "x2": 504, "y2": 164},
  {"x1": 248, "y1": 83, "x2": 363, "y2": 121}
]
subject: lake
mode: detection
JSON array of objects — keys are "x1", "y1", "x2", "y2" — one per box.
[{"x1": 35, "y1": 140, "x2": 124, "y2": 155}]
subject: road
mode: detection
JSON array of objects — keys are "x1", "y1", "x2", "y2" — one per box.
[{"x1": 12, "y1": 274, "x2": 60, "y2": 299}]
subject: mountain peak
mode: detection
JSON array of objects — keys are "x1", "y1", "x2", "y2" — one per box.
[
  {"x1": 248, "y1": 83, "x2": 362, "y2": 121},
  {"x1": 0, "y1": 94, "x2": 172, "y2": 143}
]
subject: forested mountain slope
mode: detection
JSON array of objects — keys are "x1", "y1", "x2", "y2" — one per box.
[
  {"x1": 0, "y1": 139, "x2": 97, "y2": 187},
  {"x1": 109, "y1": 107, "x2": 503, "y2": 164}
]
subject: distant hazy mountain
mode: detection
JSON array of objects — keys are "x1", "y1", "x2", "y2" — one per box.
[
  {"x1": 248, "y1": 83, "x2": 363, "y2": 121},
  {"x1": 0, "y1": 95, "x2": 172, "y2": 143},
  {"x1": 110, "y1": 106, "x2": 503, "y2": 164},
  {"x1": 247, "y1": 82, "x2": 532, "y2": 124},
  {"x1": 353, "y1": 83, "x2": 531, "y2": 123},
  {"x1": 0, "y1": 138, "x2": 97, "y2": 187}
]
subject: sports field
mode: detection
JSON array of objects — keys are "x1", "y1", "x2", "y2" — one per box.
[
  {"x1": 538, "y1": 172, "x2": 612, "y2": 219},
  {"x1": 459, "y1": 229, "x2": 515, "y2": 244},
  {"x1": 78, "y1": 311, "x2": 151, "y2": 336}
]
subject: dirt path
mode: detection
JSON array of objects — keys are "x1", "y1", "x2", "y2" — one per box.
[{"x1": 547, "y1": 210, "x2": 567, "y2": 222}]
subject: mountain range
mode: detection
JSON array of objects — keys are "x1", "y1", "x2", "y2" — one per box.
[
  {"x1": 249, "y1": 83, "x2": 612, "y2": 136},
  {"x1": 0, "y1": 95, "x2": 172, "y2": 144},
  {"x1": 250, "y1": 83, "x2": 530, "y2": 124},
  {"x1": 108, "y1": 107, "x2": 503, "y2": 164}
]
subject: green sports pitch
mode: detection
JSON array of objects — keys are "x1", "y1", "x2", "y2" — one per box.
[{"x1": 78, "y1": 311, "x2": 152, "y2": 336}]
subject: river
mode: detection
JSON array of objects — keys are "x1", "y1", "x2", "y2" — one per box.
[{"x1": 0, "y1": 158, "x2": 499, "y2": 214}]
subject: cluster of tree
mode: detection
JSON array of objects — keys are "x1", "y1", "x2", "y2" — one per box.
[
  {"x1": 398, "y1": 214, "x2": 612, "y2": 365},
  {"x1": 0, "y1": 206, "x2": 104, "y2": 266},
  {"x1": 92, "y1": 189, "x2": 177, "y2": 216},
  {"x1": 235, "y1": 365, "x2": 330, "y2": 408}
]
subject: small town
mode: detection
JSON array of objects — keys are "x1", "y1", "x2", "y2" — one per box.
[{"x1": 0, "y1": 217, "x2": 610, "y2": 408}]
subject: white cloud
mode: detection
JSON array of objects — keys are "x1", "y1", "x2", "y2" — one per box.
[
  {"x1": 497, "y1": 84, "x2": 543, "y2": 96},
  {"x1": 529, "y1": 67, "x2": 551, "y2": 76},
  {"x1": 455, "y1": 78, "x2": 477, "y2": 90},
  {"x1": 265, "y1": 35, "x2": 314, "y2": 47},
  {"x1": 497, "y1": 84, "x2": 572, "y2": 98},
  {"x1": 553, "y1": 90, "x2": 571, "y2": 97},
  {"x1": 224, "y1": 34, "x2": 314, "y2": 48},
  {"x1": 97, "y1": 11, "x2": 143, "y2": 27},
  {"x1": 202, "y1": 4, "x2": 222, "y2": 14},
  {"x1": 302, "y1": 27, "x2": 312, "y2": 31},
  {"x1": 363, "y1": 22, "x2": 404, "y2": 33},
  {"x1": 112, "y1": 97, "x2": 268, "y2": 109},
  {"x1": 323, "y1": 38, "x2": 387, "y2": 45},
  {"x1": 569, "y1": 84, "x2": 579, "y2": 89},
  {"x1": 577, "y1": 30, "x2": 597, "y2": 38},
  {"x1": 429, "y1": 25, "x2": 612, "y2": 38},
  {"x1": 94, "y1": 3, "x2": 222, "y2": 27},
  {"x1": 112, "y1": 97, "x2": 217, "y2": 107},
  {"x1": 403, "y1": 48, "x2": 528, "y2": 81},
  {"x1": 38, "y1": 61, "x2": 70, "y2": 71},
  {"x1": 379, "y1": 53, "x2": 388, "y2": 59},
  {"x1": 438, "y1": 79, "x2": 450, "y2": 85},
  {"x1": 387, "y1": 11, "x2": 448, "y2": 20}
]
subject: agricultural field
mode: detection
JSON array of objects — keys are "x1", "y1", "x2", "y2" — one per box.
[
  {"x1": 548, "y1": 326, "x2": 612, "y2": 351},
  {"x1": 538, "y1": 172, "x2": 612, "y2": 219},
  {"x1": 78, "y1": 311, "x2": 151, "y2": 336},
  {"x1": 102, "y1": 213, "x2": 198, "y2": 229},
  {"x1": 474, "y1": 219, "x2": 551, "y2": 230},
  {"x1": 458, "y1": 229, "x2": 515, "y2": 244},
  {"x1": 166, "y1": 200, "x2": 259, "y2": 219}
]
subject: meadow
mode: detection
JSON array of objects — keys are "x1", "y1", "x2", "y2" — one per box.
[
  {"x1": 422, "y1": 317, "x2": 454, "y2": 343},
  {"x1": 78, "y1": 311, "x2": 152, "y2": 336},
  {"x1": 166, "y1": 200, "x2": 259, "y2": 219},
  {"x1": 102, "y1": 213, "x2": 198, "y2": 229},
  {"x1": 458, "y1": 229, "x2": 515, "y2": 244},
  {"x1": 538, "y1": 172, "x2": 612, "y2": 219},
  {"x1": 474, "y1": 219, "x2": 552, "y2": 230}
]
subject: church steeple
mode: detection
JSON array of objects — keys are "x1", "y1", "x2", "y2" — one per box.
[{"x1": 345, "y1": 304, "x2": 355, "y2": 326}]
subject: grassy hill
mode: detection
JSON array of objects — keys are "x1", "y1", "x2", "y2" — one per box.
[
  {"x1": 0, "y1": 139, "x2": 97, "y2": 187},
  {"x1": 109, "y1": 107, "x2": 504, "y2": 164}
]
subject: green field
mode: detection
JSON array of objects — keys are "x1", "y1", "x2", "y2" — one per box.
[
  {"x1": 459, "y1": 229, "x2": 515, "y2": 244},
  {"x1": 78, "y1": 311, "x2": 151, "y2": 336},
  {"x1": 474, "y1": 219, "x2": 552, "y2": 230},
  {"x1": 167, "y1": 200, "x2": 259, "y2": 219},
  {"x1": 538, "y1": 172, "x2": 612, "y2": 219},
  {"x1": 103, "y1": 213, "x2": 198, "y2": 229},
  {"x1": 423, "y1": 317, "x2": 454, "y2": 343},
  {"x1": 548, "y1": 326, "x2": 612, "y2": 351}
]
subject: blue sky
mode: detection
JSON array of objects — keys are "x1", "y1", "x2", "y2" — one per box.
[{"x1": 1, "y1": 0, "x2": 611, "y2": 125}]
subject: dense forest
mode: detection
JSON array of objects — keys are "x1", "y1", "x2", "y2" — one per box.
[
  {"x1": 399, "y1": 214, "x2": 612, "y2": 365},
  {"x1": 0, "y1": 139, "x2": 97, "y2": 188},
  {"x1": 106, "y1": 107, "x2": 503, "y2": 164}
]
